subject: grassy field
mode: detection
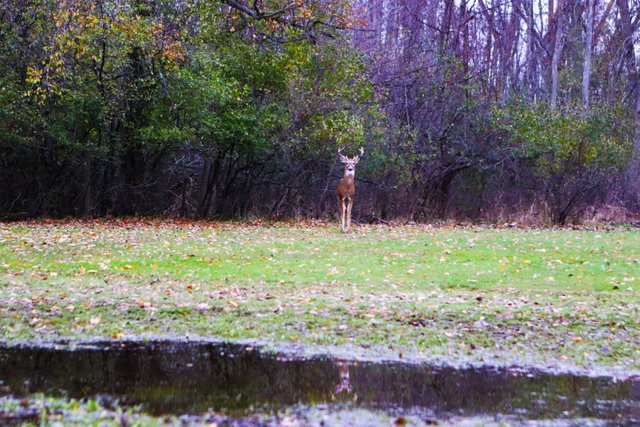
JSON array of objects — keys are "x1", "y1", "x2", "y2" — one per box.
[{"x1": 1, "y1": 219, "x2": 639, "y2": 370}]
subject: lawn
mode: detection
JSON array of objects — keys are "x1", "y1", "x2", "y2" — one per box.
[{"x1": 1, "y1": 219, "x2": 639, "y2": 371}]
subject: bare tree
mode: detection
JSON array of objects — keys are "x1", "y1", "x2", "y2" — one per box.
[
  {"x1": 550, "y1": 0, "x2": 564, "y2": 108},
  {"x1": 582, "y1": 0, "x2": 594, "y2": 107},
  {"x1": 616, "y1": 0, "x2": 639, "y2": 147},
  {"x1": 525, "y1": 0, "x2": 536, "y2": 98}
]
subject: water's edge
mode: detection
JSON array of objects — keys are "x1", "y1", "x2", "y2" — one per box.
[
  {"x1": 3, "y1": 335, "x2": 640, "y2": 380},
  {"x1": 1, "y1": 339, "x2": 639, "y2": 424}
]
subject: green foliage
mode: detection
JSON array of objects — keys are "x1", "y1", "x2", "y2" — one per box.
[
  {"x1": 490, "y1": 99, "x2": 635, "y2": 222},
  {"x1": 493, "y1": 100, "x2": 634, "y2": 176},
  {"x1": 0, "y1": 72, "x2": 39, "y2": 146},
  {"x1": 4, "y1": 0, "x2": 369, "y2": 158},
  {"x1": 1, "y1": 0, "x2": 635, "y2": 220},
  {"x1": 0, "y1": 0, "x2": 374, "y2": 217}
]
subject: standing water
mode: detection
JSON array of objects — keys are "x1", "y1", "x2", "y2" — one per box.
[{"x1": 0, "y1": 340, "x2": 639, "y2": 424}]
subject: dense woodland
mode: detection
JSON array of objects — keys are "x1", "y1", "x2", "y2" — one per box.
[{"x1": 1, "y1": 0, "x2": 639, "y2": 223}]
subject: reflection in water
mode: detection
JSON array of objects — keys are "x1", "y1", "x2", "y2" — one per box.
[
  {"x1": 0, "y1": 341, "x2": 638, "y2": 423},
  {"x1": 332, "y1": 361, "x2": 356, "y2": 401}
]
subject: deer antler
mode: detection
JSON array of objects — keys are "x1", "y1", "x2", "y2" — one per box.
[
  {"x1": 338, "y1": 147, "x2": 349, "y2": 163},
  {"x1": 353, "y1": 147, "x2": 364, "y2": 163}
]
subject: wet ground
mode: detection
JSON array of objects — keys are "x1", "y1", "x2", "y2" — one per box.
[{"x1": 0, "y1": 340, "x2": 639, "y2": 425}]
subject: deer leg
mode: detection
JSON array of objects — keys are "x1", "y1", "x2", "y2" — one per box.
[
  {"x1": 337, "y1": 197, "x2": 342, "y2": 231},
  {"x1": 343, "y1": 200, "x2": 349, "y2": 233},
  {"x1": 339, "y1": 197, "x2": 346, "y2": 232},
  {"x1": 346, "y1": 198, "x2": 353, "y2": 232}
]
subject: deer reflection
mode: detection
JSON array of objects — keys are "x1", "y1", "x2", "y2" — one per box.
[{"x1": 332, "y1": 361, "x2": 357, "y2": 401}]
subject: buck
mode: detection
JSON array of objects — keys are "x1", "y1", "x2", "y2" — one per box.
[
  {"x1": 336, "y1": 147, "x2": 364, "y2": 233},
  {"x1": 333, "y1": 361, "x2": 353, "y2": 396}
]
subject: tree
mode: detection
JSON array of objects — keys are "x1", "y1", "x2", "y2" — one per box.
[
  {"x1": 550, "y1": 0, "x2": 564, "y2": 109},
  {"x1": 582, "y1": 0, "x2": 594, "y2": 107}
]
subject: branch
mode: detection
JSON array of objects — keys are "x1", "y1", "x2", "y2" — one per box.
[
  {"x1": 223, "y1": 0, "x2": 295, "y2": 20},
  {"x1": 513, "y1": 2, "x2": 552, "y2": 58},
  {"x1": 222, "y1": 0, "x2": 347, "y2": 41}
]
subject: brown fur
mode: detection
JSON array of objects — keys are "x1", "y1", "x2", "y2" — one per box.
[
  {"x1": 336, "y1": 175, "x2": 355, "y2": 200},
  {"x1": 337, "y1": 175, "x2": 355, "y2": 233},
  {"x1": 336, "y1": 147, "x2": 363, "y2": 233}
]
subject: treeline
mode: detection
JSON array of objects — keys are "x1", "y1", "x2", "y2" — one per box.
[{"x1": 0, "y1": 0, "x2": 638, "y2": 223}]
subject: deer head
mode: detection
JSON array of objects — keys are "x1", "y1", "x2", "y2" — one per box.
[{"x1": 338, "y1": 147, "x2": 364, "y2": 177}]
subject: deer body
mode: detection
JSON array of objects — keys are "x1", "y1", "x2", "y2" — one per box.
[{"x1": 336, "y1": 147, "x2": 363, "y2": 233}]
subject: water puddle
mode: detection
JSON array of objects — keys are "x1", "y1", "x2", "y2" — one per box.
[{"x1": 0, "y1": 340, "x2": 639, "y2": 424}]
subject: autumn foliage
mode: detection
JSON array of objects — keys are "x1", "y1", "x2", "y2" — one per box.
[{"x1": 0, "y1": 0, "x2": 638, "y2": 223}]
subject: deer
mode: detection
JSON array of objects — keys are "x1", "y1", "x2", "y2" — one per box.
[
  {"x1": 336, "y1": 147, "x2": 364, "y2": 233},
  {"x1": 332, "y1": 361, "x2": 354, "y2": 397}
]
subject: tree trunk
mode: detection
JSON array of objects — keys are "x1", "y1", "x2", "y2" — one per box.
[
  {"x1": 440, "y1": 0, "x2": 455, "y2": 51},
  {"x1": 525, "y1": 0, "x2": 535, "y2": 98},
  {"x1": 616, "y1": 0, "x2": 640, "y2": 203},
  {"x1": 615, "y1": 0, "x2": 637, "y2": 90},
  {"x1": 79, "y1": 150, "x2": 93, "y2": 217},
  {"x1": 550, "y1": 0, "x2": 564, "y2": 108},
  {"x1": 502, "y1": 0, "x2": 520, "y2": 99},
  {"x1": 582, "y1": 0, "x2": 594, "y2": 107}
]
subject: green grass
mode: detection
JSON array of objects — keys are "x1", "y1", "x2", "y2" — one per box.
[
  {"x1": 1, "y1": 219, "x2": 639, "y2": 369},
  {"x1": 0, "y1": 394, "x2": 447, "y2": 426},
  {"x1": 0, "y1": 394, "x2": 170, "y2": 426}
]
